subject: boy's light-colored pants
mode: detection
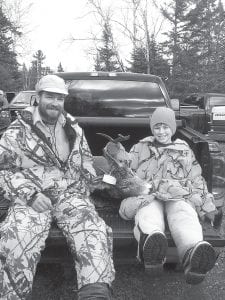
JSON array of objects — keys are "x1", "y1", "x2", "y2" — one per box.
[
  {"x1": 134, "y1": 199, "x2": 203, "y2": 260},
  {"x1": 0, "y1": 192, "x2": 115, "y2": 300}
]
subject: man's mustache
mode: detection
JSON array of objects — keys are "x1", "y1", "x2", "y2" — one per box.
[{"x1": 46, "y1": 105, "x2": 60, "y2": 110}]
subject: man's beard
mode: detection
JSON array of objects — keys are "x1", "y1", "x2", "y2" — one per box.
[{"x1": 39, "y1": 105, "x2": 62, "y2": 124}]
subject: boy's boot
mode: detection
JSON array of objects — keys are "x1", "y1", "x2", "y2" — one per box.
[
  {"x1": 182, "y1": 241, "x2": 217, "y2": 285},
  {"x1": 139, "y1": 231, "x2": 168, "y2": 276}
]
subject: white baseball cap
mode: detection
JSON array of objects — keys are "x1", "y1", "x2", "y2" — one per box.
[
  {"x1": 35, "y1": 75, "x2": 68, "y2": 95},
  {"x1": 0, "y1": 90, "x2": 4, "y2": 95}
]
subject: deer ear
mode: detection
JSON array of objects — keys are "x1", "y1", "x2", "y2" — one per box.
[
  {"x1": 105, "y1": 142, "x2": 118, "y2": 155},
  {"x1": 92, "y1": 156, "x2": 110, "y2": 175}
]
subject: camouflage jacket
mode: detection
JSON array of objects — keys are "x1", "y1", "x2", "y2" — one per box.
[
  {"x1": 129, "y1": 136, "x2": 216, "y2": 216},
  {"x1": 0, "y1": 107, "x2": 96, "y2": 206}
]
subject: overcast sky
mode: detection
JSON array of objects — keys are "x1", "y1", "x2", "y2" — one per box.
[
  {"x1": 17, "y1": 0, "x2": 163, "y2": 72},
  {"x1": 17, "y1": 0, "x2": 128, "y2": 71},
  {"x1": 18, "y1": 0, "x2": 225, "y2": 72},
  {"x1": 21, "y1": 0, "x2": 98, "y2": 71}
]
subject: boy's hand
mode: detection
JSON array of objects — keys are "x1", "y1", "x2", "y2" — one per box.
[
  {"x1": 204, "y1": 209, "x2": 218, "y2": 224},
  {"x1": 155, "y1": 191, "x2": 183, "y2": 202},
  {"x1": 31, "y1": 192, "x2": 52, "y2": 213},
  {"x1": 155, "y1": 191, "x2": 170, "y2": 201}
]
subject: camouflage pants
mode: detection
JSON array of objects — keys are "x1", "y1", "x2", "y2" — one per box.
[{"x1": 0, "y1": 192, "x2": 115, "y2": 300}]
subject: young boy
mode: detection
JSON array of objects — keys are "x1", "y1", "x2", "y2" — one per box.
[{"x1": 119, "y1": 107, "x2": 218, "y2": 285}]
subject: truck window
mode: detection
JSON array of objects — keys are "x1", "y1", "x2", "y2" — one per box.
[
  {"x1": 64, "y1": 79, "x2": 166, "y2": 117},
  {"x1": 183, "y1": 95, "x2": 205, "y2": 109},
  {"x1": 196, "y1": 96, "x2": 205, "y2": 109},
  {"x1": 11, "y1": 91, "x2": 37, "y2": 106},
  {"x1": 208, "y1": 96, "x2": 225, "y2": 109},
  {"x1": 183, "y1": 95, "x2": 198, "y2": 105}
]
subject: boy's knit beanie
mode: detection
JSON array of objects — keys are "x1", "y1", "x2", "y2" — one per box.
[{"x1": 150, "y1": 107, "x2": 177, "y2": 135}]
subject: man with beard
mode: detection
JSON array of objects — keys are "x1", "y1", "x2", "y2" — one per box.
[{"x1": 0, "y1": 75, "x2": 115, "y2": 299}]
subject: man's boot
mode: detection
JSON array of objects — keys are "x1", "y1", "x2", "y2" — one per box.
[{"x1": 77, "y1": 282, "x2": 113, "y2": 300}]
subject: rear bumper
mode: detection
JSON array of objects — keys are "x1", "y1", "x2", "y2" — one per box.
[
  {"x1": 206, "y1": 131, "x2": 225, "y2": 141},
  {"x1": 44, "y1": 210, "x2": 225, "y2": 264},
  {"x1": 44, "y1": 229, "x2": 225, "y2": 265}
]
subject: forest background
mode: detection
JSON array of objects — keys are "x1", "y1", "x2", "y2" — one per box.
[{"x1": 1, "y1": 0, "x2": 225, "y2": 99}]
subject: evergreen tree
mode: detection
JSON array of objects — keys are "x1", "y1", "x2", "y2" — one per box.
[
  {"x1": 43, "y1": 66, "x2": 53, "y2": 75},
  {"x1": 129, "y1": 38, "x2": 170, "y2": 81},
  {"x1": 21, "y1": 63, "x2": 29, "y2": 90},
  {"x1": 33, "y1": 50, "x2": 46, "y2": 81},
  {"x1": 211, "y1": 0, "x2": 225, "y2": 91},
  {"x1": 27, "y1": 60, "x2": 38, "y2": 90},
  {"x1": 26, "y1": 54, "x2": 53, "y2": 90},
  {"x1": 129, "y1": 46, "x2": 148, "y2": 74},
  {"x1": 94, "y1": 22, "x2": 122, "y2": 72},
  {"x1": 0, "y1": 6, "x2": 22, "y2": 91},
  {"x1": 182, "y1": 0, "x2": 225, "y2": 93},
  {"x1": 160, "y1": 0, "x2": 192, "y2": 97},
  {"x1": 148, "y1": 36, "x2": 170, "y2": 81},
  {"x1": 57, "y1": 62, "x2": 64, "y2": 72},
  {"x1": 26, "y1": 50, "x2": 51, "y2": 89}
]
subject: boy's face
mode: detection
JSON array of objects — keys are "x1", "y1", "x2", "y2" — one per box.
[{"x1": 153, "y1": 123, "x2": 173, "y2": 144}]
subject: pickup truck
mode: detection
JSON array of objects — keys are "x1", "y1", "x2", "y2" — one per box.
[
  {"x1": 180, "y1": 93, "x2": 225, "y2": 141},
  {"x1": 0, "y1": 90, "x2": 37, "y2": 136},
  {"x1": 0, "y1": 72, "x2": 225, "y2": 270}
]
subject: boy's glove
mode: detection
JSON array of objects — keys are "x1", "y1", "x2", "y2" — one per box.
[
  {"x1": 204, "y1": 210, "x2": 217, "y2": 223},
  {"x1": 203, "y1": 208, "x2": 223, "y2": 229}
]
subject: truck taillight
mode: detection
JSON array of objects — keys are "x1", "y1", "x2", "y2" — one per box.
[{"x1": 208, "y1": 141, "x2": 221, "y2": 152}]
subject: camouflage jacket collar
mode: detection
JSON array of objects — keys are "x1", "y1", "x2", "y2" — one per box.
[{"x1": 18, "y1": 109, "x2": 77, "y2": 167}]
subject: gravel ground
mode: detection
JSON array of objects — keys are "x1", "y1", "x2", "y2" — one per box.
[
  {"x1": 32, "y1": 250, "x2": 225, "y2": 300},
  {"x1": 30, "y1": 141, "x2": 225, "y2": 299}
]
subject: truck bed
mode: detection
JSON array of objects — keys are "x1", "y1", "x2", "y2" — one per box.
[{"x1": 0, "y1": 195, "x2": 224, "y2": 266}]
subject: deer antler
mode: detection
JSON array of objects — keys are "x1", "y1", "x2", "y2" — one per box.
[{"x1": 96, "y1": 132, "x2": 130, "y2": 143}]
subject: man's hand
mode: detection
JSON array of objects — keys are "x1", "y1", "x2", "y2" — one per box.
[
  {"x1": 31, "y1": 192, "x2": 52, "y2": 213},
  {"x1": 90, "y1": 175, "x2": 113, "y2": 191}
]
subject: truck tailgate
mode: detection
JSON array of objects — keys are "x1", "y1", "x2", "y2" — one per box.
[{"x1": 43, "y1": 202, "x2": 225, "y2": 265}]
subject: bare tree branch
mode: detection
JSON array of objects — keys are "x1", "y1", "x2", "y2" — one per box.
[{"x1": 1, "y1": 0, "x2": 34, "y2": 57}]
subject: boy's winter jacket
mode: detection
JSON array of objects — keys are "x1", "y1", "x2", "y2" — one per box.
[{"x1": 126, "y1": 136, "x2": 216, "y2": 218}]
